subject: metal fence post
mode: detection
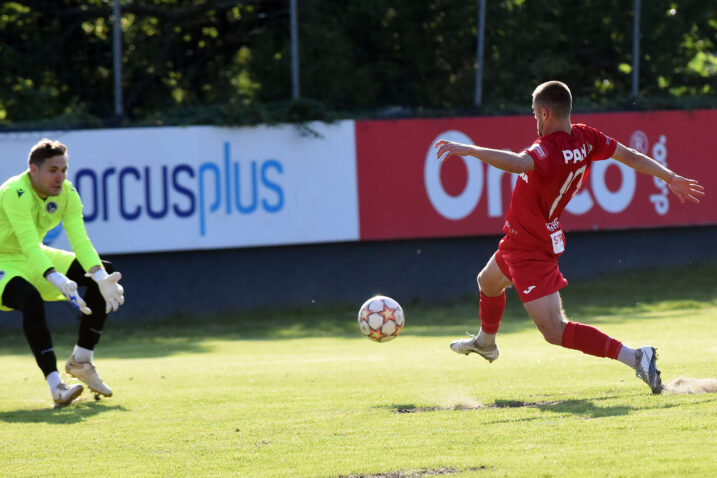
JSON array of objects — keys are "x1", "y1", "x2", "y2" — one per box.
[
  {"x1": 290, "y1": 0, "x2": 300, "y2": 100},
  {"x1": 113, "y1": 0, "x2": 123, "y2": 120},
  {"x1": 474, "y1": 0, "x2": 487, "y2": 109},
  {"x1": 631, "y1": 0, "x2": 641, "y2": 100}
]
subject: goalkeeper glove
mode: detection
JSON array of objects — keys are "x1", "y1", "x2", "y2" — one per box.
[
  {"x1": 46, "y1": 271, "x2": 92, "y2": 315},
  {"x1": 86, "y1": 269, "x2": 125, "y2": 313}
]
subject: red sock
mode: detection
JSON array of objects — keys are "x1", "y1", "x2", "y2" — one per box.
[
  {"x1": 561, "y1": 321, "x2": 622, "y2": 359},
  {"x1": 480, "y1": 292, "x2": 506, "y2": 334}
]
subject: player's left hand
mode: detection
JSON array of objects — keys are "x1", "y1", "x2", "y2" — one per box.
[
  {"x1": 667, "y1": 174, "x2": 705, "y2": 204},
  {"x1": 87, "y1": 270, "x2": 125, "y2": 313}
]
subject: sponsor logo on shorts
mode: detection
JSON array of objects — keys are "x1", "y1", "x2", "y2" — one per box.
[
  {"x1": 523, "y1": 285, "x2": 536, "y2": 294},
  {"x1": 504, "y1": 220, "x2": 518, "y2": 236},
  {"x1": 46, "y1": 201, "x2": 59, "y2": 213},
  {"x1": 546, "y1": 218, "x2": 560, "y2": 232},
  {"x1": 0, "y1": 271, "x2": 4, "y2": 281}
]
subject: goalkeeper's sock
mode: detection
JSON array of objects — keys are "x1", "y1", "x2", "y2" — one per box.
[
  {"x1": 560, "y1": 321, "x2": 622, "y2": 359},
  {"x1": 479, "y1": 292, "x2": 506, "y2": 335},
  {"x1": 617, "y1": 345, "x2": 637, "y2": 369},
  {"x1": 46, "y1": 371, "x2": 62, "y2": 393},
  {"x1": 73, "y1": 345, "x2": 94, "y2": 364}
]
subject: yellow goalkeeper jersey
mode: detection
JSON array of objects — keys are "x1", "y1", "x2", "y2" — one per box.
[{"x1": 0, "y1": 171, "x2": 101, "y2": 277}]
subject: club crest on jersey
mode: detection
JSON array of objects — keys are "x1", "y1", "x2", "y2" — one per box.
[
  {"x1": 16, "y1": 188, "x2": 24, "y2": 198},
  {"x1": 46, "y1": 201, "x2": 59, "y2": 213}
]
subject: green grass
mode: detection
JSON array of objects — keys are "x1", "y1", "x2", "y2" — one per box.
[{"x1": 1, "y1": 264, "x2": 716, "y2": 477}]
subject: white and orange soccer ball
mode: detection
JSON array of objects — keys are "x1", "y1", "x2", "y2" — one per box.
[{"x1": 357, "y1": 295, "x2": 405, "y2": 342}]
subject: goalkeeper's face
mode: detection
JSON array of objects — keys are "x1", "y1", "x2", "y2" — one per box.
[{"x1": 30, "y1": 155, "x2": 68, "y2": 198}]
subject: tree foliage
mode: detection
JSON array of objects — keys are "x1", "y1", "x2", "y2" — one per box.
[{"x1": 0, "y1": 0, "x2": 714, "y2": 129}]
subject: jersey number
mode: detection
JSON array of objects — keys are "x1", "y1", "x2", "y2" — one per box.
[{"x1": 549, "y1": 165, "x2": 587, "y2": 218}]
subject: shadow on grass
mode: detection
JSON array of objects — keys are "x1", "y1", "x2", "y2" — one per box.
[
  {"x1": 0, "y1": 401, "x2": 128, "y2": 424},
  {"x1": 386, "y1": 391, "x2": 712, "y2": 421},
  {"x1": 386, "y1": 399, "x2": 633, "y2": 418}
]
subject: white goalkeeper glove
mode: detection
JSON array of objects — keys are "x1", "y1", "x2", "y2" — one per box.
[
  {"x1": 46, "y1": 271, "x2": 92, "y2": 315},
  {"x1": 86, "y1": 269, "x2": 125, "y2": 313}
]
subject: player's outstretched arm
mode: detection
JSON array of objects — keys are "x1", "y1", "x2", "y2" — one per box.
[
  {"x1": 612, "y1": 142, "x2": 705, "y2": 204},
  {"x1": 434, "y1": 140, "x2": 534, "y2": 174}
]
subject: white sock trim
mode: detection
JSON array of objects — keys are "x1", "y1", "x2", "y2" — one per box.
[
  {"x1": 73, "y1": 345, "x2": 94, "y2": 364},
  {"x1": 617, "y1": 345, "x2": 636, "y2": 369},
  {"x1": 47, "y1": 371, "x2": 62, "y2": 392},
  {"x1": 477, "y1": 328, "x2": 497, "y2": 347}
]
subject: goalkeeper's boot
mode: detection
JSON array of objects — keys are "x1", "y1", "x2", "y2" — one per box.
[
  {"x1": 52, "y1": 382, "x2": 83, "y2": 408},
  {"x1": 634, "y1": 346, "x2": 663, "y2": 394},
  {"x1": 65, "y1": 355, "x2": 113, "y2": 397},
  {"x1": 450, "y1": 332, "x2": 499, "y2": 363}
]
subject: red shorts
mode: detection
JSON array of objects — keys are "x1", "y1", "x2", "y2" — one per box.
[{"x1": 494, "y1": 236, "x2": 568, "y2": 303}]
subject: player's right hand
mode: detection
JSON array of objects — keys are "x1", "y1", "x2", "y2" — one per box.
[
  {"x1": 46, "y1": 271, "x2": 93, "y2": 315},
  {"x1": 434, "y1": 140, "x2": 475, "y2": 162}
]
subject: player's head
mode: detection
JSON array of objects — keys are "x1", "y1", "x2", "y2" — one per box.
[
  {"x1": 531, "y1": 81, "x2": 572, "y2": 136},
  {"x1": 27, "y1": 138, "x2": 68, "y2": 198}
]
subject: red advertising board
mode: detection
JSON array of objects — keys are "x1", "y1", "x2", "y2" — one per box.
[{"x1": 356, "y1": 110, "x2": 717, "y2": 241}]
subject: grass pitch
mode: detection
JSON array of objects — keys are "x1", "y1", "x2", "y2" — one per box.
[{"x1": 1, "y1": 264, "x2": 716, "y2": 477}]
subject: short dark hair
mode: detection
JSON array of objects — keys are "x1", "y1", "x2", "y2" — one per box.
[
  {"x1": 532, "y1": 81, "x2": 572, "y2": 118},
  {"x1": 28, "y1": 138, "x2": 67, "y2": 167}
]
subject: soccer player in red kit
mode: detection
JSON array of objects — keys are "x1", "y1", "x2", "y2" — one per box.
[{"x1": 434, "y1": 81, "x2": 705, "y2": 394}]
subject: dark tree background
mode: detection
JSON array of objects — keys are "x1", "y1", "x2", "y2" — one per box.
[{"x1": 0, "y1": 0, "x2": 714, "y2": 128}]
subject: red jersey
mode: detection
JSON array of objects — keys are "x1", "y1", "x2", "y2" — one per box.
[{"x1": 502, "y1": 123, "x2": 617, "y2": 256}]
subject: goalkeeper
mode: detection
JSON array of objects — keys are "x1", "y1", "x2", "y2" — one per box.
[{"x1": 0, "y1": 138, "x2": 125, "y2": 407}]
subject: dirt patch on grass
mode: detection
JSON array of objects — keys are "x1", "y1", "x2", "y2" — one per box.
[
  {"x1": 663, "y1": 377, "x2": 717, "y2": 394},
  {"x1": 394, "y1": 400, "x2": 562, "y2": 413},
  {"x1": 337, "y1": 466, "x2": 487, "y2": 477}
]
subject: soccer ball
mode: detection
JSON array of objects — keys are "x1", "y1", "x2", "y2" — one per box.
[{"x1": 357, "y1": 295, "x2": 405, "y2": 342}]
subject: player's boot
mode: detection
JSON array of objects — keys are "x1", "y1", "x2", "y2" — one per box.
[
  {"x1": 450, "y1": 332, "x2": 499, "y2": 363},
  {"x1": 65, "y1": 355, "x2": 113, "y2": 397},
  {"x1": 52, "y1": 382, "x2": 83, "y2": 408},
  {"x1": 634, "y1": 346, "x2": 663, "y2": 394}
]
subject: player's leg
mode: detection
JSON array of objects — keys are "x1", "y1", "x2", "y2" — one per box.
[
  {"x1": 66, "y1": 259, "x2": 113, "y2": 357},
  {"x1": 1, "y1": 276, "x2": 83, "y2": 406},
  {"x1": 450, "y1": 252, "x2": 511, "y2": 362},
  {"x1": 476, "y1": 252, "x2": 511, "y2": 343},
  {"x1": 51, "y1": 253, "x2": 114, "y2": 397},
  {"x1": 521, "y1": 291, "x2": 569, "y2": 345},
  {"x1": 523, "y1": 292, "x2": 663, "y2": 393}
]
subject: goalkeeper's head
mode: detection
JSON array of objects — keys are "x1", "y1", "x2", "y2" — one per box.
[
  {"x1": 27, "y1": 138, "x2": 69, "y2": 198},
  {"x1": 28, "y1": 138, "x2": 68, "y2": 167}
]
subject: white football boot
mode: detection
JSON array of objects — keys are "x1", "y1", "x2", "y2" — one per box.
[
  {"x1": 65, "y1": 355, "x2": 113, "y2": 397},
  {"x1": 450, "y1": 332, "x2": 499, "y2": 363},
  {"x1": 52, "y1": 382, "x2": 84, "y2": 408},
  {"x1": 634, "y1": 346, "x2": 663, "y2": 394}
]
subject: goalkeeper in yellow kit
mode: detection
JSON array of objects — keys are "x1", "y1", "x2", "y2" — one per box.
[{"x1": 0, "y1": 138, "x2": 125, "y2": 407}]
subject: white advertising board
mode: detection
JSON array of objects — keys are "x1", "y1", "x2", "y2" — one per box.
[{"x1": 0, "y1": 122, "x2": 359, "y2": 254}]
